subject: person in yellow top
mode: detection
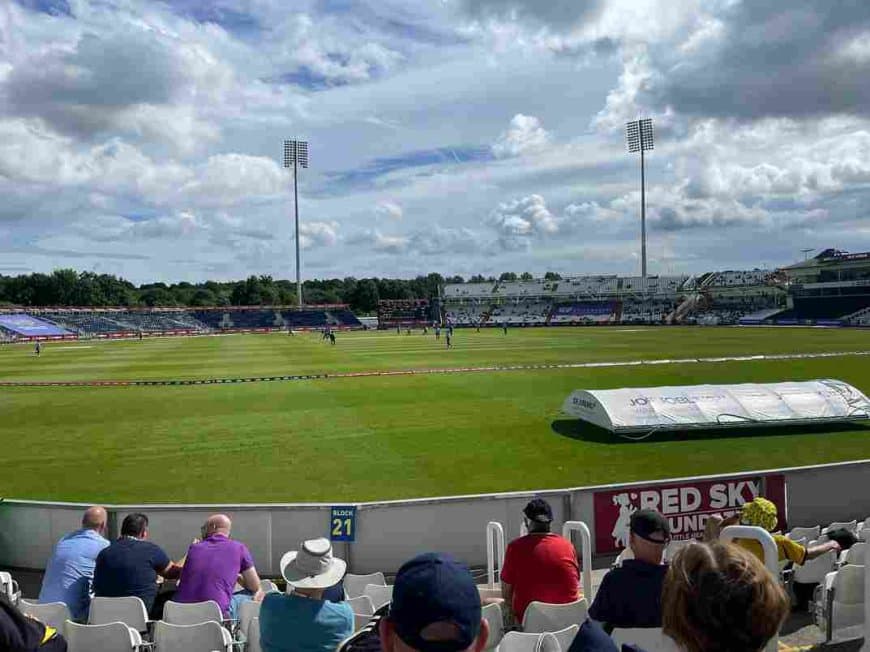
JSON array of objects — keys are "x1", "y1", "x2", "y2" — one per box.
[{"x1": 724, "y1": 497, "x2": 840, "y2": 565}]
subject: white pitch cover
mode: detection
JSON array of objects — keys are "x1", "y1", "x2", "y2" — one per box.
[{"x1": 562, "y1": 379, "x2": 870, "y2": 433}]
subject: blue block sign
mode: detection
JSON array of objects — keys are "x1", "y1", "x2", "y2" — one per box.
[{"x1": 330, "y1": 506, "x2": 356, "y2": 542}]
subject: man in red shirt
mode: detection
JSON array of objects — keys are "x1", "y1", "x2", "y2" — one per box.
[{"x1": 500, "y1": 498, "x2": 580, "y2": 626}]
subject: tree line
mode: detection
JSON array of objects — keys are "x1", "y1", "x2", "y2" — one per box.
[{"x1": 0, "y1": 269, "x2": 564, "y2": 314}]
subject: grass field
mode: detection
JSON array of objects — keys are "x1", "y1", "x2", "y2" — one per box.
[{"x1": 0, "y1": 326, "x2": 868, "y2": 503}]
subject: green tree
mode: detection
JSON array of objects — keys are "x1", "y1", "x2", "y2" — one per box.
[{"x1": 519, "y1": 272, "x2": 533, "y2": 281}]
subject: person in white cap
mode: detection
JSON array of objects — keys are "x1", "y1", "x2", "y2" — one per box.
[{"x1": 260, "y1": 538, "x2": 353, "y2": 652}]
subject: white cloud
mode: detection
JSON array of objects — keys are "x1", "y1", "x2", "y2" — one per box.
[
  {"x1": 492, "y1": 114, "x2": 552, "y2": 158},
  {"x1": 375, "y1": 200, "x2": 404, "y2": 220},
  {"x1": 298, "y1": 220, "x2": 339, "y2": 249}
]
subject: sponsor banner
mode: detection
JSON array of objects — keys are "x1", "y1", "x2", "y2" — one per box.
[
  {"x1": 0, "y1": 314, "x2": 71, "y2": 337},
  {"x1": 593, "y1": 474, "x2": 786, "y2": 554}
]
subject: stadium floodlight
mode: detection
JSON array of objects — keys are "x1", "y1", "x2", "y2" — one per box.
[
  {"x1": 626, "y1": 118, "x2": 654, "y2": 289},
  {"x1": 284, "y1": 139, "x2": 309, "y2": 308}
]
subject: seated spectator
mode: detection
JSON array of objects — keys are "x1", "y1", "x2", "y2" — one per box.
[
  {"x1": 38, "y1": 506, "x2": 109, "y2": 620},
  {"x1": 662, "y1": 542, "x2": 789, "y2": 652},
  {"x1": 1, "y1": 593, "x2": 67, "y2": 651},
  {"x1": 93, "y1": 513, "x2": 182, "y2": 616},
  {"x1": 174, "y1": 514, "x2": 261, "y2": 618},
  {"x1": 260, "y1": 538, "x2": 353, "y2": 652},
  {"x1": 589, "y1": 509, "x2": 669, "y2": 630},
  {"x1": 500, "y1": 498, "x2": 580, "y2": 626},
  {"x1": 728, "y1": 498, "x2": 840, "y2": 564}
]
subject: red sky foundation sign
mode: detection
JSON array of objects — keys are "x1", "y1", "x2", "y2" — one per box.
[{"x1": 593, "y1": 475, "x2": 786, "y2": 554}]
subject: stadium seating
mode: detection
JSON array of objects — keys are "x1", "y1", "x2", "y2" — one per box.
[
  {"x1": 482, "y1": 602, "x2": 504, "y2": 651},
  {"x1": 347, "y1": 595, "x2": 375, "y2": 616},
  {"x1": 162, "y1": 599, "x2": 223, "y2": 626},
  {"x1": 153, "y1": 620, "x2": 233, "y2": 652},
  {"x1": 247, "y1": 616, "x2": 263, "y2": 652},
  {"x1": 817, "y1": 563, "x2": 865, "y2": 642},
  {"x1": 498, "y1": 630, "x2": 560, "y2": 652},
  {"x1": 344, "y1": 572, "x2": 387, "y2": 599},
  {"x1": 521, "y1": 599, "x2": 588, "y2": 633},
  {"x1": 363, "y1": 583, "x2": 393, "y2": 609},
  {"x1": 0, "y1": 571, "x2": 20, "y2": 604},
  {"x1": 88, "y1": 596, "x2": 150, "y2": 633},
  {"x1": 18, "y1": 599, "x2": 70, "y2": 630},
  {"x1": 64, "y1": 620, "x2": 143, "y2": 652},
  {"x1": 238, "y1": 599, "x2": 261, "y2": 642}
]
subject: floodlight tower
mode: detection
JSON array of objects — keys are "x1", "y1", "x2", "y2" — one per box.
[
  {"x1": 626, "y1": 118, "x2": 654, "y2": 289},
  {"x1": 284, "y1": 139, "x2": 309, "y2": 309}
]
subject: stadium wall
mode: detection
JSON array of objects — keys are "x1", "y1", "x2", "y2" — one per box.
[{"x1": 1, "y1": 459, "x2": 868, "y2": 574}]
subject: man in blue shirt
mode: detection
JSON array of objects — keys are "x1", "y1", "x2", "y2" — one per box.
[
  {"x1": 38, "y1": 506, "x2": 109, "y2": 620},
  {"x1": 260, "y1": 538, "x2": 353, "y2": 652},
  {"x1": 93, "y1": 513, "x2": 182, "y2": 616}
]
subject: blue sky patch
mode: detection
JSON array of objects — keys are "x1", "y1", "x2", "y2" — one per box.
[{"x1": 14, "y1": 0, "x2": 72, "y2": 17}]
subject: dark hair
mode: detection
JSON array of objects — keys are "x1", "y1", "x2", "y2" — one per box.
[
  {"x1": 121, "y1": 513, "x2": 149, "y2": 538},
  {"x1": 662, "y1": 541, "x2": 789, "y2": 652}
]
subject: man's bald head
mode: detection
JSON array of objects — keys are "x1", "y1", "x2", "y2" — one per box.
[
  {"x1": 205, "y1": 514, "x2": 232, "y2": 537},
  {"x1": 82, "y1": 506, "x2": 107, "y2": 533}
]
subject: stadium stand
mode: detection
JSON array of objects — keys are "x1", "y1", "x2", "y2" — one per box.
[{"x1": 377, "y1": 299, "x2": 430, "y2": 329}]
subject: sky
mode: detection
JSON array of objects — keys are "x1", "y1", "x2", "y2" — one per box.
[{"x1": 1, "y1": 0, "x2": 869, "y2": 283}]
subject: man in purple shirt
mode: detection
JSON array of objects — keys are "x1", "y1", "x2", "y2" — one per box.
[{"x1": 174, "y1": 514, "x2": 262, "y2": 617}]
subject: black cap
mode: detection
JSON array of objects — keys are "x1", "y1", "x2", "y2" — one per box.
[
  {"x1": 523, "y1": 498, "x2": 553, "y2": 524},
  {"x1": 630, "y1": 509, "x2": 669, "y2": 543}
]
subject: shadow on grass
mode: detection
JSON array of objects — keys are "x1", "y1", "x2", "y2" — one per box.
[{"x1": 551, "y1": 419, "x2": 870, "y2": 445}]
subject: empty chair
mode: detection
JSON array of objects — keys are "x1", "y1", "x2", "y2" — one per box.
[
  {"x1": 153, "y1": 620, "x2": 233, "y2": 652},
  {"x1": 522, "y1": 599, "x2": 588, "y2": 633},
  {"x1": 497, "y1": 631, "x2": 560, "y2": 652},
  {"x1": 239, "y1": 599, "x2": 262, "y2": 639},
  {"x1": 347, "y1": 594, "x2": 375, "y2": 616},
  {"x1": 549, "y1": 624, "x2": 579, "y2": 652},
  {"x1": 344, "y1": 572, "x2": 387, "y2": 599},
  {"x1": 828, "y1": 564, "x2": 865, "y2": 642},
  {"x1": 64, "y1": 621, "x2": 143, "y2": 652},
  {"x1": 611, "y1": 628, "x2": 681, "y2": 652},
  {"x1": 260, "y1": 579, "x2": 279, "y2": 594},
  {"x1": 794, "y1": 541, "x2": 838, "y2": 585},
  {"x1": 825, "y1": 521, "x2": 858, "y2": 535},
  {"x1": 840, "y1": 542, "x2": 866, "y2": 566},
  {"x1": 162, "y1": 599, "x2": 223, "y2": 626},
  {"x1": 88, "y1": 596, "x2": 149, "y2": 632},
  {"x1": 478, "y1": 585, "x2": 504, "y2": 601},
  {"x1": 18, "y1": 600, "x2": 71, "y2": 630},
  {"x1": 363, "y1": 583, "x2": 393, "y2": 609},
  {"x1": 482, "y1": 602, "x2": 504, "y2": 651},
  {"x1": 0, "y1": 571, "x2": 20, "y2": 604},
  {"x1": 248, "y1": 616, "x2": 263, "y2": 652},
  {"x1": 788, "y1": 525, "x2": 821, "y2": 542},
  {"x1": 354, "y1": 612, "x2": 371, "y2": 631}
]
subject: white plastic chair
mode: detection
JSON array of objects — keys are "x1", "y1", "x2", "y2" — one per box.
[
  {"x1": 788, "y1": 525, "x2": 821, "y2": 541},
  {"x1": 163, "y1": 599, "x2": 223, "y2": 626},
  {"x1": 482, "y1": 602, "x2": 504, "y2": 651},
  {"x1": 64, "y1": 620, "x2": 143, "y2": 652},
  {"x1": 497, "y1": 631, "x2": 560, "y2": 652},
  {"x1": 549, "y1": 624, "x2": 579, "y2": 652},
  {"x1": 19, "y1": 600, "x2": 71, "y2": 630},
  {"x1": 828, "y1": 564, "x2": 865, "y2": 642},
  {"x1": 825, "y1": 521, "x2": 858, "y2": 535},
  {"x1": 363, "y1": 583, "x2": 393, "y2": 609},
  {"x1": 248, "y1": 616, "x2": 263, "y2": 652},
  {"x1": 0, "y1": 571, "x2": 21, "y2": 604},
  {"x1": 611, "y1": 627, "x2": 681, "y2": 652},
  {"x1": 840, "y1": 542, "x2": 866, "y2": 566},
  {"x1": 354, "y1": 612, "x2": 371, "y2": 631},
  {"x1": 153, "y1": 620, "x2": 233, "y2": 652},
  {"x1": 239, "y1": 599, "x2": 262, "y2": 639},
  {"x1": 344, "y1": 572, "x2": 386, "y2": 599},
  {"x1": 795, "y1": 541, "x2": 838, "y2": 585},
  {"x1": 521, "y1": 599, "x2": 588, "y2": 633},
  {"x1": 858, "y1": 517, "x2": 870, "y2": 541},
  {"x1": 88, "y1": 596, "x2": 150, "y2": 632},
  {"x1": 260, "y1": 579, "x2": 279, "y2": 594},
  {"x1": 347, "y1": 594, "x2": 375, "y2": 616},
  {"x1": 478, "y1": 585, "x2": 504, "y2": 601},
  {"x1": 663, "y1": 539, "x2": 695, "y2": 563}
]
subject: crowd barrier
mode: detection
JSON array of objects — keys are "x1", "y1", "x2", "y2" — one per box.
[{"x1": 1, "y1": 459, "x2": 869, "y2": 575}]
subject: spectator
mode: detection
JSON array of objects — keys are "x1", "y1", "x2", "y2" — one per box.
[
  {"x1": 379, "y1": 552, "x2": 488, "y2": 652},
  {"x1": 589, "y1": 509, "x2": 669, "y2": 630},
  {"x1": 93, "y1": 513, "x2": 182, "y2": 616},
  {"x1": 662, "y1": 542, "x2": 789, "y2": 652},
  {"x1": 728, "y1": 498, "x2": 840, "y2": 564},
  {"x1": 0, "y1": 593, "x2": 67, "y2": 651},
  {"x1": 260, "y1": 538, "x2": 353, "y2": 652},
  {"x1": 174, "y1": 514, "x2": 261, "y2": 618},
  {"x1": 500, "y1": 498, "x2": 580, "y2": 626},
  {"x1": 38, "y1": 506, "x2": 109, "y2": 620}
]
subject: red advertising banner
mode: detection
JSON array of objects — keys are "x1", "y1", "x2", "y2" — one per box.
[{"x1": 593, "y1": 474, "x2": 786, "y2": 554}]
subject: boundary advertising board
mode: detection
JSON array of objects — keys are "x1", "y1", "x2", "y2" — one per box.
[{"x1": 593, "y1": 474, "x2": 786, "y2": 554}]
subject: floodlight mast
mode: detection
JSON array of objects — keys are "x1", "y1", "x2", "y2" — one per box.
[
  {"x1": 284, "y1": 139, "x2": 308, "y2": 309},
  {"x1": 626, "y1": 118, "x2": 654, "y2": 292}
]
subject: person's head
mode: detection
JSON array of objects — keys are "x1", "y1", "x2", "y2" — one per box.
[
  {"x1": 203, "y1": 514, "x2": 232, "y2": 538},
  {"x1": 121, "y1": 513, "x2": 149, "y2": 539},
  {"x1": 662, "y1": 542, "x2": 789, "y2": 652},
  {"x1": 82, "y1": 506, "x2": 108, "y2": 536},
  {"x1": 280, "y1": 538, "x2": 346, "y2": 600},
  {"x1": 740, "y1": 498, "x2": 778, "y2": 533},
  {"x1": 522, "y1": 498, "x2": 553, "y2": 534},
  {"x1": 628, "y1": 509, "x2": 669, "y2": 564},
  {"x1": 381, "y1": 553, "x2": 488, "y2": 652}
]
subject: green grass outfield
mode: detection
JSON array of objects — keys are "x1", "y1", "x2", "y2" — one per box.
[{"x1": 0, "y1": 326, "x2": 868, "y2": 503}]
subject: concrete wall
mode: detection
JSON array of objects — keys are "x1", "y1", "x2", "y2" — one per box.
[{"x1": 2, "y1": 459, "x2": 868, "y2": 575}]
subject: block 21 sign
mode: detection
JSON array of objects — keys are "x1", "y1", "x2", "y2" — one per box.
[{"x1": 330, "y1": 506, "x2": 356, "y2": 542}]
